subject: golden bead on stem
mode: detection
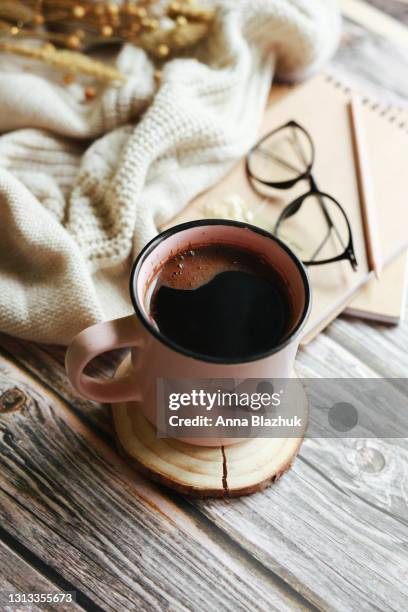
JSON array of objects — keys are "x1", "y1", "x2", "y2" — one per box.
[
  {"x1": 101, "y1": 25, "x2": 113, "y2": 37},
  {"x1": 142, "y1": 18, "x2": 158, "y2": 31},
  {"x1": 107, "y1": 4, "x2": 119, "y2": 16},
  {"x1": 157, "y1": 43, "x2": 169, "y2": 57},
  {"x1": 63, "y1": 73, "x2": 76, "y2": 85},
  {"x1": 135, "y1": 7, "x2": 147, "y2": 18},
  {"x1": 73, "y1": 5, "x2": 86, "y2": 19},
  {"x1": 33, "y1": 14, "x2": 45, "y2": 25},
  {"x1": 84, "y1": 85, "x2": 96, "y2": 100},
  {"x1": 67, "y1": 34, "x2": 81, "y2": 49},
  {"x1": 176, "y1": 15, "x2": 188, "y2": 26}
]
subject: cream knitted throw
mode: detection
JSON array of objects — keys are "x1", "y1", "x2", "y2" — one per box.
[{"x1": 0, "y1": 0, "x2": 340, "y2": 344}]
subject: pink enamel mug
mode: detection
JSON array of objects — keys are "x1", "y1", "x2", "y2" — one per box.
[{"x1": 65, "y1": 220, "x2": 311, "y2": 446}]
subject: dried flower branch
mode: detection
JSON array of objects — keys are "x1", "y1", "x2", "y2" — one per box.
[
  {"x1": 0, "y1": 40, "x2": 126, "y2": 84},
  {"x1": 0, "y1": 1, "x2": 215, "y2": 53},
  {"x1": 0, "y1": 1, "x2": 215, "y2": 85}
]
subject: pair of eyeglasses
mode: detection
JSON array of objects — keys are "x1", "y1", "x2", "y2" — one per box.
[{"x1": 246, "y1": 120, "x2": 358, "y2": 270}]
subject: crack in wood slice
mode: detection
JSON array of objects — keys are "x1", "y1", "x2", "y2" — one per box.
[
  {"x1": 221, "y1": 445, "x2": 229, "y2": 496},
  {"x1": 112, "y1": 357, "x2": 305, "y2": 498}
]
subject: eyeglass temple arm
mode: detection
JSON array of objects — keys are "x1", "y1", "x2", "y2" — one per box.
[
  {"x1": 308, "y1": 176, "x2": 348, "y2": 253},
  {"x1": 304, "y1": 245, "x2": 358, "y2": 270}
]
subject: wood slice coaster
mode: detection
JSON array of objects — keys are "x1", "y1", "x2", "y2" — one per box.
[{"x1": 112, "y1": 356, "x2": 306, "y2": 498}]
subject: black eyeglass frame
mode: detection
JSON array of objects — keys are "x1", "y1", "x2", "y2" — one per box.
[{"x1": 245, "y1": 120, "x2": 358, "y2": 270}]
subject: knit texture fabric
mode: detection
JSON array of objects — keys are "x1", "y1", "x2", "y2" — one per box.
[{"x1": 0, "y1": 0, "x2": 340, "y2": 344}]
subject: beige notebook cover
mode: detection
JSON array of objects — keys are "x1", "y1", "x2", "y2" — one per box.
[
  {"x1": 346, "y1": 251, "x2": 408, "y2": 323},
  {"x1": 168, "y1": 74, "x2": 408, "y2": 342}
]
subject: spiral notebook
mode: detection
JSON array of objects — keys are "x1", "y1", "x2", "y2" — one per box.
[{"x1": 167, "y1": 74, "x2": 408, "y2": 343}]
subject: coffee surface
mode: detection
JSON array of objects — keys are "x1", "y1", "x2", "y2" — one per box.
[{"x1": 148, "y1": 244, "x2": 292, "y2": 359}]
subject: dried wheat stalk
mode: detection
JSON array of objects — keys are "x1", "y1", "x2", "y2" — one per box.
[{"x1": 0, "y1": 40, "x2": 126, "y2": 83}]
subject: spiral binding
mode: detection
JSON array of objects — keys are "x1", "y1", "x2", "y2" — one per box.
[{"x1": 324, "y1": 72, "x2": 408, "y2": 131}]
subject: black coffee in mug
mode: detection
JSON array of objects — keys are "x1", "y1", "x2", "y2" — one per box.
[{"x1": 148, "y1": 244, "x2": 293, "y2": 360}]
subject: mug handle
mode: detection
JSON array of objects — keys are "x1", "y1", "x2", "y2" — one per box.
[{"x1": 65, "y1": 315, "x2": 143, "y2": 403}]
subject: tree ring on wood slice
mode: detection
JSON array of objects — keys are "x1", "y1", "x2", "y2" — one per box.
[{"x1": 112, "y1": 356, "x2": 307, "y2": 498}]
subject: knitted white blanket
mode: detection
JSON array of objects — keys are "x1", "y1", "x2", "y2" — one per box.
[{"x1": 0, "y1": 0, "x2": 339, "y2": 344}]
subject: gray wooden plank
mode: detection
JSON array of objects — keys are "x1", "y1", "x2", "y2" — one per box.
[
  {"x1": 327, "y1": 315, "x2": 408, "y2": 378},
  {"x1": 328, "y1": 270, "x2": 408, "y2": 377},
  {"x1": 196, "y1": 436, "x2": 408, "y2": 612},
  {"x1": 0, "y1": 334, "x2": 115, "y2": 434},
  {"x1": 0, "y1": 351, "x2": 309, "y2": 612},
  {"x1": 296, "y1": 332, "x2": 381, "y2": 378},
  {"x1": 369, "y1": 0, "x2": 408, "y2": 23},
  {"x1": 333, "y1": 8, "x2": 408, "y2": 107},
  {"x1": 0, "y1": 539, "x2": 82, "y2": 612}
]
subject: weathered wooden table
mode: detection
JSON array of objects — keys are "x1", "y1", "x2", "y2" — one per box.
[{"x1": 1, "y1": 2, "x2": 407, "y2": 610}]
